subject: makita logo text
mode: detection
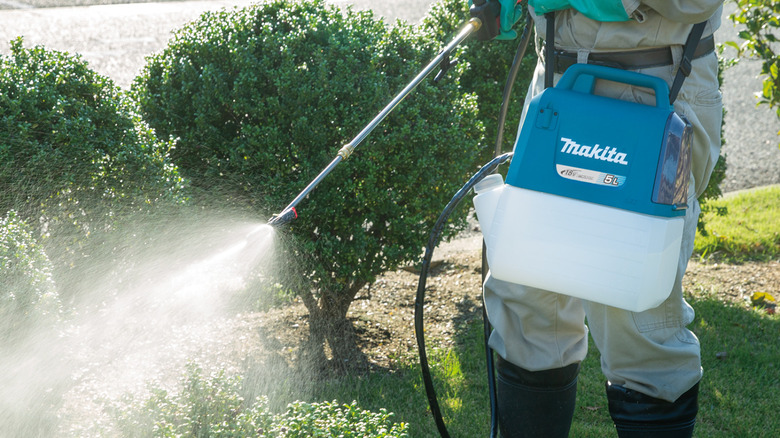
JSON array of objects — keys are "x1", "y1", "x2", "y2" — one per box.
[{"x1": 560, "y1": 137, "x2": 629, "y2": 165}]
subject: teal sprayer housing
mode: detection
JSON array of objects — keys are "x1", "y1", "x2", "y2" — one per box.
[
  {"x1": 474, "y1": 64, "x2": 693, "y2": 312},
  {"x1": 510, "y1": 64, "x2": 692, "y2": 216}
]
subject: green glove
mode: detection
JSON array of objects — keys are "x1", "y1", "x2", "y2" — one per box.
[
  {"x1": 496, "y1": 0, "x2": 525, "y2": 40},
  {"x1": 529, "y1": 0, "x2": 630, "y2": 22}
]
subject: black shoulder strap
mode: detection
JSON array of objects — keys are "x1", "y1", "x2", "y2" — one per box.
[
  {"x1": 544, "y1": 12, "x2": 555, "y2": 89},
  {"x1": 669, "y1": 21, "x2": 707, "y2": 104}
]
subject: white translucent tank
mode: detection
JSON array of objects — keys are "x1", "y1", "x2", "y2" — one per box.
[{"x1": 473, "y1": 176, "x2": 684, "y2": 312}]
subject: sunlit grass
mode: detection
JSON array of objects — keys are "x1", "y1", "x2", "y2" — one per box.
[
  {"x1": 307, "y1": 289, "x2": 779, "y2": 437},
  {"x1": 695, "y1": 185, "x2": 780, "y2": 262}
]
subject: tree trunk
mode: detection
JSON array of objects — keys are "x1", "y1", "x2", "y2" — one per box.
[{"x1": 300, "y1": 281, "x2": 369, "y2": 374}]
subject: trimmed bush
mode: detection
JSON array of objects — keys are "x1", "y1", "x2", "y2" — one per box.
[
  {"x1": 112, "y1": 365, "x2": 273, "y2": 437},
  {"x1": 132, "y1": 0, "x2": 485, "y2": 355},
  {"x1": 420, "y1": 0, "x2": 537, "y2": 159},
  {"x1": 0, "y1": 38, "x2": 187, "y2": 296}
]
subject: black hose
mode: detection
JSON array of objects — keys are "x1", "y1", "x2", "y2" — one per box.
[
  {"x1": 415, "y1": 11, "x2": 532, "y2": 438},
  {"x1": 414, "y1": 152, "x2": 512, "y2": 438},
  {"x1": 494, "y1": 17, "x2": 534, "y2": 157}
]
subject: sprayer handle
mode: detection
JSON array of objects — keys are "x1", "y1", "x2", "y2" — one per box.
[
  {"x1": 470, "y1": 0, "x2": 501, "y2": 41},
  {"x1": 555, "y1": 63, "x2": 672, "y2": 110}
]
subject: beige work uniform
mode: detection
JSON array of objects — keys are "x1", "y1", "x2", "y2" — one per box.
[{"x1": 483, "y1": 2, "x2": 724, "y2": 403}]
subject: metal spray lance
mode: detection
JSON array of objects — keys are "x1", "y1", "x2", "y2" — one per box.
[{"x1": 266, "y1": 17, "x2": 483, "y2": 228}]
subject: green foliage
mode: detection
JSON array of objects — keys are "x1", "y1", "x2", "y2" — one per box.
[
  {"x1": 0, "y1": 210, "x2": 60, "y2": 336},
  {"x1": 113, "y1": 365, "x2": 273, "y2": 438},
  {"x1": 112, "y1": 364, "x2": 407, "y2": 437},
  {"x1": 694, "y1": 185, "x2": 780, "y2": 262},
  {"x1": 132, "y1": 0, "x2": 485, "y2": 324},
  {"x1": 276, "y1": 400, "x2": 407, "y2": 437},
  {"x1": 420, "y1": 0, "x2": 537, "y2": 159},
  {"x1": 0, "y1": 37, "x2": 186, "y2": 222},
  {"x1": 0, "y1": 38, "x2": 187, "y2": 296},
  {"x1": 727, "y1": 0, "x2": 780, "y2": 144}
]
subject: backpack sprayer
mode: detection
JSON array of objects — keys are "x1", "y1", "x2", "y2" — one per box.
[
  {"x1": 474, "y1": 64, "x2": 692, "y2": 312},
  {"x1": 267, "y1": 1, "x2": 696, "y2": 437}
]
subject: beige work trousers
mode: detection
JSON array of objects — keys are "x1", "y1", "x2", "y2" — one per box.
[{"x1": 483, "y1": 50, "x2": 722, "y2": 403}]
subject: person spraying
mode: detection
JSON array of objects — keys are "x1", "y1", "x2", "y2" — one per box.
[{"x1": 479, "y1": 1, "x2": 723, "y2": 437}]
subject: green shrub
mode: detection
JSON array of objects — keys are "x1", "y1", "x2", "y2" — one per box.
[
  {"x1": 0, "y1": 38, "x2": 187, "y2": 296},
  {"x1": 0, "y1": 210, "x2": 60, "y2": 337},
  {"x1": 132, "y1": 0, "x2": 484, "y2": 355},
  {"x1": 727, "y1": 0, "x2": 780, "y2": 135},
  {"x1": 420, "y1": 0, "x2": 537, "y2": 159},
  {"x1": 275, "y1": 400, "x2": 407, "y2": 438},
  {"x1": 112, "y1": 365, "x2": 273, "y2": 438},
  {"x1": 111, "y1": 364, "x2": 407, "y2": 438}
]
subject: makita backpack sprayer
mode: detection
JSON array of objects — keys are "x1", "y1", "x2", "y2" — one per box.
[{"x1": 269, "y1": 1, "x2": 703, "y2": 436}]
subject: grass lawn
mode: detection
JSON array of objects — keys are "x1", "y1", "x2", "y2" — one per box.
[
  {"x1": 695, "y1": 185, "x2": 780, "y2": 262},
  {"x1": 309, "y1": 291, "x2": 780, "y2": 437}
]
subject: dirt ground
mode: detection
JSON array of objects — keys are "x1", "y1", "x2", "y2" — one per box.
[{"x1": 256, "y1": 245, "x2": 780, "y2": 372}]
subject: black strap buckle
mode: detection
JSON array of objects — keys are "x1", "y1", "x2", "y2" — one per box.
[{"x1": 669, "y1": 21, "x2": 706, "y2": 104}]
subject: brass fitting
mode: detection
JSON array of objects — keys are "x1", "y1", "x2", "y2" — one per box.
[{"x1": 337, "y1": 143, "x2": 356, "y2": 160}]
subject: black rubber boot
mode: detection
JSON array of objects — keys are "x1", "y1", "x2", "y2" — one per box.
[
  {"x1": 606, "y1": 381, "x2": 699, "y2": 438},
  {"x1": 496, "y1": 356, "x2": 579, "y2": 438}
]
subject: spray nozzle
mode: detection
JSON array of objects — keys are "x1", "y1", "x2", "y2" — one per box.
[{"x1": 267, "y1": 207, "x2": 297, "y2": 228}]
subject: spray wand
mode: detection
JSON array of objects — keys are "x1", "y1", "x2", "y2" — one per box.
[{"x1": 267, "y1": 17, "x2": 483, "y2": 228}]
